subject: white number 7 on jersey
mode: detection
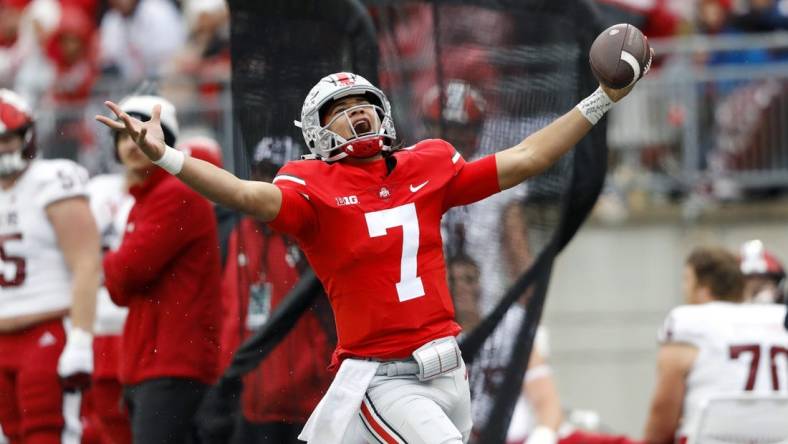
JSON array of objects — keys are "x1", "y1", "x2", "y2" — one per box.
[{"x1": 365, "y1": 203, "x2": 425, "y2": 302}]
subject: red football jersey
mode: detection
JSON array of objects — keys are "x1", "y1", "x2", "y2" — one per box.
[{"x1": 269, "y1": 139, "x2": 499, "y2": 367}]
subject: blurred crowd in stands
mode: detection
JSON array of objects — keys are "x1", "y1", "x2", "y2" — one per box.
[
  {"x1": 0, "y1": 0, "x2": 229, "y2": 173},
  {"x1": 597, "y1": 0, "x2": 788, "y2": 219},
  {"x1": 0, "y1": 0, "x2": 230, "y2": 105},
  {"x1": 1, "y1": 0, "x2": 787, "y2": 213},
  {"x1": 1, "y1": 0, "x2": 785, "y2": 107},
  {"x1": 597, "y1": 0, "x2": 788, "y2": 37}
]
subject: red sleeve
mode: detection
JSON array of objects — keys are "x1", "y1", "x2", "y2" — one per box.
[
  {"x1": 267, "y1": 186, "x2": 317, "y2": 243},
  {"x1": 103, "y1": 184, "x2": 211, "y2": 302},
  {"x1": 443, "y1": 154, "x2": 500, "y2": 210}
]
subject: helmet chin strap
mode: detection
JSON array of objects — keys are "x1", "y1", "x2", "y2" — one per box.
[
  {"x1": 0, "y1": 151, "x2": 29, "y2": 177},
  {"x1": 328, "y1": 105, "x2": 388, "y2": 159},
  {"x1": 342, "y1": 135, "x2": 384, "y2": 159}
]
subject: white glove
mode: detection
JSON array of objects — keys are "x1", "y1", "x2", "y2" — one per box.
[
  {"x1": 526, "y1": 426, "x2": 558, "y2": 444},
  {"x1": 57, "y1": 328, "x2": 93, "y2": 391}
]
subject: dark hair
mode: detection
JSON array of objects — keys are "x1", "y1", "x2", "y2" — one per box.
[{"x1": 687, "y1": 246, "x2": 745, "y2": 302}]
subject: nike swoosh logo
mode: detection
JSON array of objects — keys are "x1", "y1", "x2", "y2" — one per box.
[{"x1": 409, "y1": 181, "x2": 429, "y2": 193}]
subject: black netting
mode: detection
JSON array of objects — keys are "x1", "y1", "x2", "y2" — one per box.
[
  {"x1": 228, "y1": 0, "x2": 378, "y2": 177},
  {"x1": 201, "y1": 1, "x2": 607, "y2": 443}
]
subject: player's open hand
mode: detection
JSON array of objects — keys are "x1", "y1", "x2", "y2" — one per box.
[{"x1": 96, "y1": 101, "x2": 167, "y2": 161}]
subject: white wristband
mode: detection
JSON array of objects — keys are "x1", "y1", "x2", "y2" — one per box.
[
  {"x1": 152, "y1": 145, "x2": 185, "y2": 175},
  {"x1": 576, "y1": 87, "x2": 614, "y2": 125}
]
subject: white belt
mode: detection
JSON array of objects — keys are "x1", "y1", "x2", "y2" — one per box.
[
  {"x1": 375, "y1": 336, "x2": 461, "y2": 380},
  {"x1": 375, "y1": 360, "x2": 420, "y2": 377}
]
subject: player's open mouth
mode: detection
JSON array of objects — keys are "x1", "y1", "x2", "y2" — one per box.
[{"x1": 353, "y1": 118, "x2": 371, "y2": 134}]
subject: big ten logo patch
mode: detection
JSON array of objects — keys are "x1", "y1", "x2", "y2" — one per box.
[{"x1": 335, "y1": 195, "x2": 359, "y2": 206}]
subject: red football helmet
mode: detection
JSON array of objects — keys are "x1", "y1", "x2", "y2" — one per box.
[
  {"x1": 0, "y1": 89, "x2": 35, "y2": 176},
  {"x1": 421, "y1": 80, "x2": 486, "y2": 125},
  {"x1": 740, "y1": 239, "x2": 786, "y2": 303},
  {"x1": 421, "y1": 80, "x2": 486, "y2": 158},
  {"x1": 741, "y1": 240, "x2": 785, "y2": 278},
  {"x1": 177, "y1": 135, "x2": 223, "y2": 168}
]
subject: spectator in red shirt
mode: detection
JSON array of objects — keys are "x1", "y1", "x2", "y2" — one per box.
[
  {"x1": 44, "y1": 5, "x2": 98, "y2": 105},
  {"x1": 102, "y1": 94, "x2": 222, "y2": 444},
  {"x1": 220, "y1": 136, "x2": 334, "y2": 444},
  {"x1": 0, "y1": 0, "x2": 28, "y2": 85}
]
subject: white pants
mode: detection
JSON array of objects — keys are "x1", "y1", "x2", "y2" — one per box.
[{"x1": 347, "y1": 361, "x2": 472, "y2": 444}]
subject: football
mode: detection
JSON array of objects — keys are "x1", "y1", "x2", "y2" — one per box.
[{"x1": 589, "y1": 23, "x2": 652, "y2": 89}]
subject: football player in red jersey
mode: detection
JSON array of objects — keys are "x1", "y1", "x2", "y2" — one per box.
[{"x1": 97, "y1": 69, "x2": 644, "y2": 443}]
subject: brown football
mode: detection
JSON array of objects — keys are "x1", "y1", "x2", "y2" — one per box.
[{"x1": 589, "y1": 23, "x2": 652, "y2": 89}]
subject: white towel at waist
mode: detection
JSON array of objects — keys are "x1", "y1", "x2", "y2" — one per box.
[{"x1": 298, "y1": 358, "x2": 380, "y2": 443}]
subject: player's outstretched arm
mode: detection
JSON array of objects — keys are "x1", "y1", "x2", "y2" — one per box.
[
  {"x1": 96, "y1": 102, "x2": 282, "y2": 221},
  {"x1": 494, "y1": 83, "x2": 630, "y2": 191}
]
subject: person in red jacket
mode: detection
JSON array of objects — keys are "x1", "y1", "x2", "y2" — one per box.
[
  {"x1": 220, "y1": 138, "x2": 334, "y2": 443},
  {"x1": 101, "y1": 94, "x2": 222, "y2": 444}
]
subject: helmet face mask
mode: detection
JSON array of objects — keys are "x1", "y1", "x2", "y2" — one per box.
[
  {"x1": 320, "y1": 103, "x2": 386, "y2": 159},
  {"x1": 0, "y1": 89, "x2": 35, "y2": 177},
  {"x1": 297, "y1": 72, "x2": 396, "y2": 162},
  {"x1": 0, "y1": 134, "x2": 31, "y2": 178}
]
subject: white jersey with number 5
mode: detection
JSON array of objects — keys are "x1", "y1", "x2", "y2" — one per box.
[
  {"x1": 0, "y1": 159, "x2": 88, "y2": 318},
  {"x1": 658, "y1": 301, "x2": 788, "y2": 436}
]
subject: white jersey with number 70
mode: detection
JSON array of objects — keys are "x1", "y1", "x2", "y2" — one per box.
[{"x1": 658, "y1": 301, "x2": 788, "y2": 436}]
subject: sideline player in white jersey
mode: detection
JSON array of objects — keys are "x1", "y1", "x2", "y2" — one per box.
[
  {"x1": 0, "y1": 88, "x2": 101, "y2": 443},
  {"x1": 644, "y1": 246, "x2": 788, "y2": 444},
  {"x1": 86, "y1": 173, "x2": 133, "y2": 444}
]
